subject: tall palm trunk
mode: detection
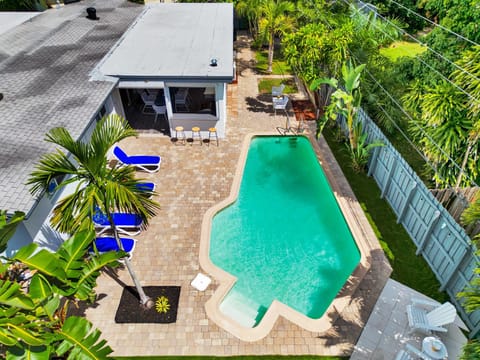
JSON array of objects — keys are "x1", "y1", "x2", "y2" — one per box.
[
  {"x1": 107, "y1": 213, "x2": 152, "y2": 308},
  {"x1": 267, "y1": 32, "x2": 274, "y2": 73}
]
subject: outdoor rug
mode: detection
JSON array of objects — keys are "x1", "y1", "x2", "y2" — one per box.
[
  {"x1": 291, "y1": 100, "x2": 317, "y2": 121},
  {"x1": 115, "y1": 286, "x2": 181, "y2": 324}
]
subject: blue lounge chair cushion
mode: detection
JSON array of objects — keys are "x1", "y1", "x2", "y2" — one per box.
[
  {"x1": 93, "y1": 237, "x2": 135, "y2": 253},
  {"x1": 136, "y1": 182, "x2": 155, "y2": 192},
  {"x1": 93, "y1": 211, "x2": 142, "y2": 227},
  {"x1": 114, "y1": 146, "x2": 160, "y2": 165}
]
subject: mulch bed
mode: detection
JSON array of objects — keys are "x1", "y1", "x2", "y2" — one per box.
[
  {"x1": 291, "y1": 100, "x2": 318, "y2": 121},
  {"x1": 115, "y1": 286, "x2": 181, "y2": 324}
]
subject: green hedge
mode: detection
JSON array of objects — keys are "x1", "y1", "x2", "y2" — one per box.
[{"x1": 0, "y1": 0, "x2": 46, "y2": 11}]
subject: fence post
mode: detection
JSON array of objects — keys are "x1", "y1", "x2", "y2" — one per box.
[
  {"x1": 397, "y1": 182, "x2": 417, "y2": 224},
  {"x1": 416, "y1": 210, "x2": 441, "y2": 255},
  {"x1": 367, "y1": 146, "x2": 380, "y2": 178},
  {"x1": 380, "y1": 156, "x2": 397, "y2": 199},
  {"x1": 440, "y1": 246, "x2": 468, "y2": 292}
]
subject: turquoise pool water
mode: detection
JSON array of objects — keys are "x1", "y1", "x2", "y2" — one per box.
[{"x1": 210, "y1": 136, "x2": 360, "y2": 327}]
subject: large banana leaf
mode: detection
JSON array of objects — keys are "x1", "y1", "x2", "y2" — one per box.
[
  {"x1": 56, "y1": 230, "x2": 96, "y2": 281},
  {"x1": 0, "y1": 211, "x2": 25, "y2": 254},
  {"x1": 6, "y1": 345, "x2": 51, "y2": 360},
  {"x1": 28, "y1": 273, "x2": 52, "y2": 300},
  {"x1": 56, "y1": 316, "x2": 113, "y2": 360},
  {"x1": 0, "y1": 309, "x2": 45, "y2": 347},
  {"x1": 0, "y1": 280, "x2": 34, "y2": 310},
  {"x1": 67, "y1": 251, "x2": 122, "y2": 301},
  {"x1": 13, "y1": 244, "x2": 65, "y2": 280}
]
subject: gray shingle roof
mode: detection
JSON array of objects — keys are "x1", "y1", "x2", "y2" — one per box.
[{"x1": 0, "y1": 1, "x2": 143, "y2": 215}]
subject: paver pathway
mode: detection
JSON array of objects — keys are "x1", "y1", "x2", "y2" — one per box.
[{"x1": 86, "y1": 33, "x2": 389, "y2": 357}]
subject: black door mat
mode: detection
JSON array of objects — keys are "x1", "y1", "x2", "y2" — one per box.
[{"x1": 115, "y1": 286, "x2": 181, "y2": 324}]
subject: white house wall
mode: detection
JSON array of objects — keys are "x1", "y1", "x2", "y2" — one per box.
[{"x1": 10, "y1": 96, "x2": 116, "y2": 255}]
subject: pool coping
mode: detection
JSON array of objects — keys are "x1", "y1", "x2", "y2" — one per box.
[{"x1": 199, "y1": 131, "x2": 385, "y2": 342}]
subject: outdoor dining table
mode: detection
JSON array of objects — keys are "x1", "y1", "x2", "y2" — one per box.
[{"x1": 422, "y1": 336, "x2": 448, "y2": 359}]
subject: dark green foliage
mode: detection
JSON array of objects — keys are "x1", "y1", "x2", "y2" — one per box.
[
  {"x1": 368, "y1": 0, "x2": 427, "y2": 32},
  {"x1": 0, "y1": 0, "x2": 46, "y2": 11},
  {"x1": 459, "y1": 340, "x2": 480, "y2": 360},
  {"x1": 115, "y1": 357, "x2": 346, "y2": 360}
]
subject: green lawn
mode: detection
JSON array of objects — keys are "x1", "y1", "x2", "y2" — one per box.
[
  {"x1": 116, "y1": 356, "x2": 346, "y2": 360},
  {"x1": 323, "y1": 126, "x2": 448, "y2": 303},
  {"x1": 255, "y1": 49, "x2": 292, "y2": 75},
  {"x1": 257, "y1": 77, "x2": 298, "y2": 94},
  {"x1": 380, "y1": 41, "x2": 426, "y2": 61}
]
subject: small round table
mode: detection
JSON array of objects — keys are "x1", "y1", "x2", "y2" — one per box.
[{"x1": 422, "y1": 336, "x2": 448, "y2": 359}]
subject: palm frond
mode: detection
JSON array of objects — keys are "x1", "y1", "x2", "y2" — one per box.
[{"x1": 90, "y1": 114, "x2": 137, "y2": 159}]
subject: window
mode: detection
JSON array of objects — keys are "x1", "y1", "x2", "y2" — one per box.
[{"x1": 169, "y1": 87, "x2": 216, "y2": 116}]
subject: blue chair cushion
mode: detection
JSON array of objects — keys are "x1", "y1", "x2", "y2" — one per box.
[
  {"x1": 113, "y1": 146, "x2": 160, "y2": 165},
  {"x1": 92, "y1": 208, "x2": 108, "y2": 224},
  {"x1": 124, "y1": 155, "x2": 160, "y2": 165},
  {"x1": 93, "y1": 211, "x2": 142, "y2": 227},
  {"x1": 93, "y1": 237, "x2": 135, "y2": 253},
  {"x1": 135, "y1": 182, "x2": 155, "y2": 192},
  {"x1": 113, "y1": 146, "x2": 129, "y2": 163}
]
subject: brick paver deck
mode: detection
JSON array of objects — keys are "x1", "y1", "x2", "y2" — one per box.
[{"x1": 85, "y1": 34, "x2": 391, "y2": 356}]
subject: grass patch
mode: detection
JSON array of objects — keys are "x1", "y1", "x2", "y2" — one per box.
[
  {"x1": 258, "y1": 77, "x2": 297, "y2": 94},
  {"x1": 323, "y1": 126, "x2": 448, "y2": 303},
  {"x1": 116, "y1": 357, "x2": 346, "y2": 360},
  {"x1": 255, "y1": 49, "x2": 292, "y2": 75},
  {"x1": 380, "y1": 41, "x2": 426, "y2": 61}
]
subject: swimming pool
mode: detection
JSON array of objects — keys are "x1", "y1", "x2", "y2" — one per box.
[
  {"x1": 209, "y1": 135, "x2": 360, "y2": 328},
  {"x1": 200, "y1": 134, "x2": 371, "y2": 341}
]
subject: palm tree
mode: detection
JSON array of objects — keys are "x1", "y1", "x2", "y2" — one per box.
[
  {"x1": 403, "y1": 81, "x2": 474, "y2": 187},
  {"x1": 257, "y1": 0, "x2": 295, "y2": 73},
  {"x1": 451, "y1": 45, "x2": 480, "y2": 188},
  {"x1": 27, "y1": 114, "x2": 160, "y2": 307},
  {"x1": 235, "y1": 0, "x2": 262, "y2": 38}
]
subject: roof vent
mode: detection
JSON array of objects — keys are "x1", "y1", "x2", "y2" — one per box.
[
  {"x1": 86, "y1": 7, "x2": 99, "y2": 21},
  {"x1": 0, "y1": 93, "x2": 3, "y2": 102},
  {"x1": 210, "y1": 58, "x2": 218, "y2": 67}
]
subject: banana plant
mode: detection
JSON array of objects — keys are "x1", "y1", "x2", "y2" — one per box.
[
  {"x1": 311, "y1": 62, "x2": 366, "y2": 147},
  {"x1": 346, "y1": 120, "x2": 384, "y2": 173},
  {"x1": 0, "y1": 212, "x2": 121, "y2": 359}
]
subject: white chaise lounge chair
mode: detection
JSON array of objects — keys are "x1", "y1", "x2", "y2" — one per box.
[{"x1": 113, "y1": 146, "x2": 161, "y2": 173}]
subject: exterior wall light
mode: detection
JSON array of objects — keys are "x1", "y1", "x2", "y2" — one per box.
[{"x1": 210, "y1": 58, "x2": 218, "y2": 67}]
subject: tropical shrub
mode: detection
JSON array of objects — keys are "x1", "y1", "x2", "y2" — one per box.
[{"x1": 0, "y1": 211, "x2": 121, "y2": 359}]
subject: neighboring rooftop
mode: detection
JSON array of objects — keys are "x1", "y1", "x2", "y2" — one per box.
[
  {"x1": 0, "y1": 12, "x2": 40, "y2": 37},
  {"x1": 96, "y1": 3, "x2": 234, "y2": 82},
  {"x1": 0, "y1": 0, "x2": 143, "y2": 215}
]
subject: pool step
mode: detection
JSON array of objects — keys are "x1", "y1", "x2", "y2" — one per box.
[{"x1": 219, "y1": 290, "x2": 260, "y2": 328}]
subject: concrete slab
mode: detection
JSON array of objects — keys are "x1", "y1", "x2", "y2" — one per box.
[{"x1": 351, "y1": 279, "x2": 468, "y2": 359}]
